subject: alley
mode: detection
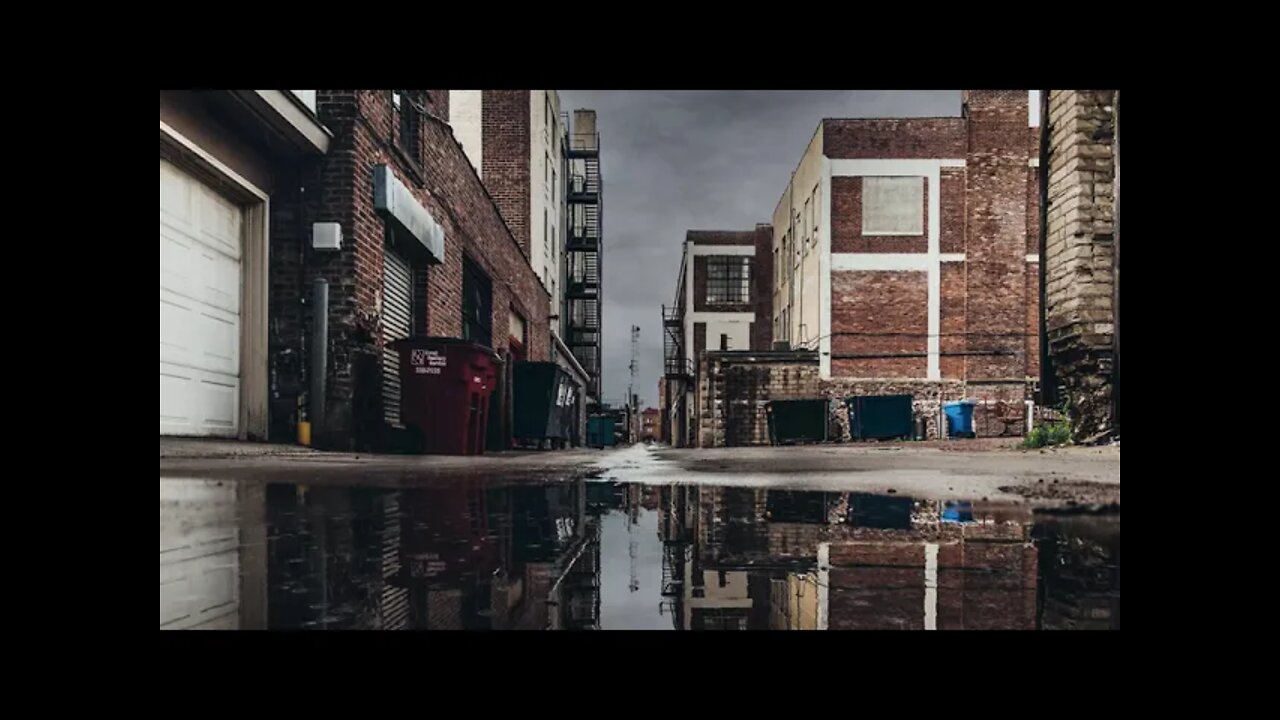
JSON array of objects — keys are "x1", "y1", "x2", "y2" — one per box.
[{"x1": 159, "y1": 89, "x2": 1119, "y2": 633}]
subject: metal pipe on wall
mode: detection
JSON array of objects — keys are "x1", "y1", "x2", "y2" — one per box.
[
  {"x1": 310, "y1": 277, "x2": 328, "y2": 439},
  {"x1": 1038, "y1": 89, "x2": 1055, "y2": 408}
]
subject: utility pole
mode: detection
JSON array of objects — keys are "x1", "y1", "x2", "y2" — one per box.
[{"x1": 629, "y1": 325, "x2": 640, "y2": 442}]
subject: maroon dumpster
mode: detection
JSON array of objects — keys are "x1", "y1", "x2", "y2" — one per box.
[{"x1": 391, "y1": 337, "x2": 500, "y2": 455}]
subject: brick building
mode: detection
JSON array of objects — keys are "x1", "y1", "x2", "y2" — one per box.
[
  {"x1": 263, "y1": 90, "x2": 552, "y2": 450},
  {"x1": 662, "y1": 225, "x2": 774, "y2": 447},
  {"x1": 639, "y1": 407, "x2": 661, "y2": 442},
  {"x1": 772, "y1": 90, "x2": 1042, "y2": 438},
  {"x1": 447, "y1": 91, "x2": 597, "y2": 439},
  {"x1": 1041, "y1": 90, "x2": 1119, "y2": 442},
  {"x1": 657, "y1": 484, "x2": 1042, "y2": 631},
  {"x1": 696, "y1": 349, "x2": 821, "y2": 447}
]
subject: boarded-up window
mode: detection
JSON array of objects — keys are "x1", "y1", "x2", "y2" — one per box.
[{"x1": 862, "y1": 176, "x2": 923, "y2": 235}]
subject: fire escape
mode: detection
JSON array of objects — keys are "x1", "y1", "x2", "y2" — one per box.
[
  {"x1": 663, "y1": 279, "x2": 693, "y2": 445},
  {"x1": 565, "y1": 112, "x2": 603, "y2": 408}
]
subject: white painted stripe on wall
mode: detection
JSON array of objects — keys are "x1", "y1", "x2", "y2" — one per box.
[
  {"x1": 831, "y1": 253, "x2": 932, "y2": 272},
  {"x1": 1026, "y1": 253, "x2": 1040, "y2": 262},
  {"x1": 689, "y1": 311, "x2": 756, "y2": 323},
  {"x1": 1028, "y1": 157, "x2": 1040, "y2": 168},
  {"x1": 941, "y1": 253, "x2": 965, "y2": 263},
  {"x1": 821, "y1": 157, "x2": 833, "y2": 378},
  {"x1": 924, "y1": 542, "x2": 939, "y2": 630},
  {"x1": 690, "y1": 244, "x2": 755, "y2": 257},
  {"x1": 817, "y1": 542, "x2": 830, "y2": 631},
  {"x1": 830, "y1": 159, "x2": 965, "y2": 177}
]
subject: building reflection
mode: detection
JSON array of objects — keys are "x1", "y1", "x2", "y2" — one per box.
[
  {"x1": 161, "y1": 477, "x2": 1118, "y2": 630},
  {"x1": 161, "y1": 476, "x2": 606, "y2": 630},
  {"x1": 1034, "y1": 516, "x2": 1121, "y2": 630},
  {"x1": 657, "y1": 486, "x2": 1116, "y2": 631}
]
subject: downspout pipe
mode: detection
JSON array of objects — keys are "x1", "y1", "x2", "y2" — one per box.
[{"x1": 1038, "y1": 89, "x2": 1055, "y2": 408}]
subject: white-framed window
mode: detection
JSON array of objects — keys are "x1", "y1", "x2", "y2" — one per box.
[
  {"x1": 706, "y1": 256, "x2": 751, "y2": 305},
  {"x1": 862, "y1": 176, "x2": 924, "y2": 235}
]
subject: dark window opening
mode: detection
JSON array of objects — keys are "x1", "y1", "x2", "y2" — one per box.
[
  {"x1": 393, "y1": 90, "x2": 424, "y2": 164},
  {"x1": 462, "y1": 256, "x2": 493, "y2": 348},
  {"x1": 706, "y1": 256, "x2": 751, "y2": 305}
]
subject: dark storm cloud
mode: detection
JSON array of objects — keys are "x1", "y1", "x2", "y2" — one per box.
[{"x1": 558, "y1": 91, "x2": 961, "y2": 407}]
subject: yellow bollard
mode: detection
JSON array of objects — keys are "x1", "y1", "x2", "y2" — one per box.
[{"x1": 297, "y1": 421, "x2": 312, "y2": 447}]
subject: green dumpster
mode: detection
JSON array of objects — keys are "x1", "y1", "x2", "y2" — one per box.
[
  {"x1": 587, "y1": 415, "x2": 616, "y2": 448},
  {"x1": 512, "y1": 361, "x2": 575, "y2": 447},
  {"x1": 846, "y1": 394, "x2": 914, "y2": 441},
  {"x1": 765, "y1": 399, "x2": 829, "y2": 445}
]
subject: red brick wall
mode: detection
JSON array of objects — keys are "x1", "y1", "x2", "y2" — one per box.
[
  {"x1": 686, "y1": 230, "x2": 758, "y2": 246},
  {"x1": 823, "y1": 118, "x2": 966, "y2": 159},
  {"x1": 940, "y1": 168, "x2": 966, "y2": 254},
  {"x1": 481, "y1": 90, "x2": 531, "y2": 257},
  {"x1": 830, "y1": 271, "x2": 927, "y2": 378},
  {"x1": 940, "y1": 262, "x2": 965, "y2": 380},
  {"x1": 819, "y1": 94, "x2": 1039, "y2": 400},
  {"x1": 963, "y1": 93, "x2": 1031, "y2": 382},
  {"x1": 831, "y1": 176, "x2": 928, "y2": 254},
  {"x1": 269, "y1": 90, "x2": 548, "y2": 448},
  {"x1": 828, "y1": 542, "x2": 926, "y2": 631}
]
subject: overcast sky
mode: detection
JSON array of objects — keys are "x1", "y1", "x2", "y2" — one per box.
[{"x1": 557, "y1": 91, "x2": 962, "y2": 408}]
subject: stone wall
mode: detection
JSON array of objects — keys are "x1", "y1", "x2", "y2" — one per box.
[{"x1": 1044, "y1": 90, "x2": 1117, "y2": 442}]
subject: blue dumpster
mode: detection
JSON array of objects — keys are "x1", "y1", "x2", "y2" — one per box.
[{"x1": 943, "y1": 400, "x2": 976, "y2": 438}]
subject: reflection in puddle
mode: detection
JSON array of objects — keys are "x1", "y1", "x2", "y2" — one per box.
[{"x1": 159, "y1": 478, "x2": 1119, "y2": 630}]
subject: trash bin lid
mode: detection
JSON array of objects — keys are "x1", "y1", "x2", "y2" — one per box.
[{"x1": 389, "y1": 336, "x2": 498, "y2": 356}]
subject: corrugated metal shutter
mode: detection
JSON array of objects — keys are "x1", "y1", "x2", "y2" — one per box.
[
  {"x1": 382, "y1": 246, "x2": 413, "y2": 427},
  {"x1": 378, "y1": 492, "x2": 410, "y2": 630}
]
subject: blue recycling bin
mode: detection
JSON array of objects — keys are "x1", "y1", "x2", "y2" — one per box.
[{"x1": 943, "y1": 400, "x2": 976, "y2": 438}]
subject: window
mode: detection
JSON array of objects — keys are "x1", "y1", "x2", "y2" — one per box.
[
  {"x1": 862, "y1": 176, "x2": 923, "y2": 235},
  {"x1": 706, "y1": 256, "x2": 750, "y2": 305},
  {"x1": 545, "y1": 95, "x2": 553, "y2": 143},
  {"x1": 462, "y1": 256, "x2": 493, "y2": 347},
  {"x1": 812, "y1": 185, "x2": 821, "y2": 245},
  {"x1": 393, "y1": 90, "x2": 423, "y2": 164},
  {"x1": 803, "y1": 198, "x2": 811, "y2": 254}
]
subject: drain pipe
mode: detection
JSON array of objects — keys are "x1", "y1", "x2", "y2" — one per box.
[
  {"x1": 310, "y1": 277, "x2": 329, "y2": 441},
  {"x1": 1038, "y1": 89, "x2": 1055, "y2": 408}
]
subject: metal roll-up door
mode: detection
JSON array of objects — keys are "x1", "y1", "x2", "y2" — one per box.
[
  {"x1": 382, "y1": 245, "x2": 413, "y2": 427},
  {"x1": 378, "y1": 492, "x2": 410, "y2": 630}
]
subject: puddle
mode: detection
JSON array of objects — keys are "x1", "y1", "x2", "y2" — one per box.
[{"x1": 160, "y1": 476, "x2": 1119, "y2": 630}]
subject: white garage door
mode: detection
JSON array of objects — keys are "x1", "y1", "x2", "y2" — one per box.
[
  {"x1": 160, "y1": 158, "x2": 243, "y2": 437},
  {"x1": 159, "y1": 479, "x2": 240, "y2": 629}
]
